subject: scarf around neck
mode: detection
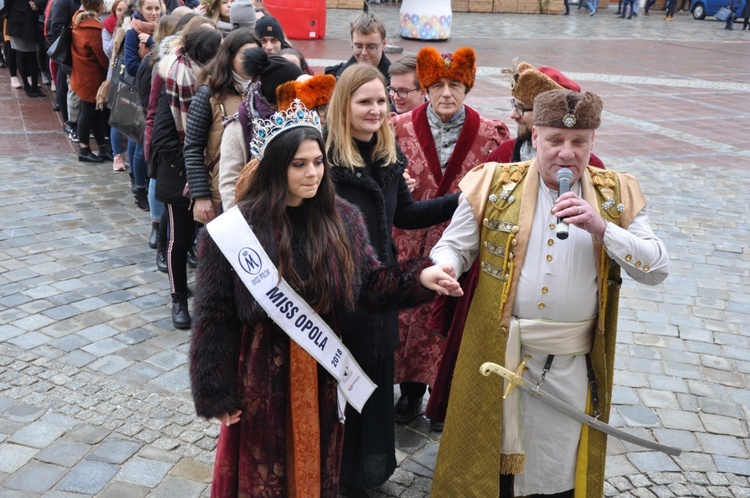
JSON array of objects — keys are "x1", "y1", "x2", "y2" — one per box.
[{"x1": 166, "y1": 49, "x2": 202, "y2": 140}]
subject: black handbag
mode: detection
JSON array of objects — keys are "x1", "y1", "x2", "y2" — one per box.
[
  {"x1": 47, "y1": 23, "x2": 73, "y2": 70},
  {"x1": 108, "y1": 53, "x2": 146, "y2": 142}
]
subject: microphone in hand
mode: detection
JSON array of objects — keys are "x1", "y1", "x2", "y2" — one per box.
[{"x1": 555, "y1": 168, "x2": 574, "y2": 240}]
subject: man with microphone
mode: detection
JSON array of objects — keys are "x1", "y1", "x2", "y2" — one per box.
[{"x1": 422, "y1": 89, "x2": 669, "y2": 498}]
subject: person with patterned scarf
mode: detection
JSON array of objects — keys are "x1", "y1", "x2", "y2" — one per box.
[{"x1": 151, "y1": 26, "x2": 222, "y2": 330}]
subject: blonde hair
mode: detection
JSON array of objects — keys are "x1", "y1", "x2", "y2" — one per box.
[{"x1": 326, "y1": 64, "x2": 397, "y2": 170}]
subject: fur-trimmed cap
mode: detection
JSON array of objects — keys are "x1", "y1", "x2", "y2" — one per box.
[
  {"x1": 416, "y1": 46, "x2": 476, "y2": 92},
  {"x1": 533, "y1": 89, "x2": 603, "y2": 130},
  {"x1": 276, "y1": 74, "x2": 336, "y2": 111},
  {"x1": 511, "y1": 61, "x2": 581, "y2": 107}
]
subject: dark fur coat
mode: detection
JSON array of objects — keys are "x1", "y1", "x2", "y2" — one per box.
[{"x1": 189, "y1": 198, "x2": 434, "y2": 498}]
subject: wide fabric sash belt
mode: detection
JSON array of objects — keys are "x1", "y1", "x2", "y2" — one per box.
[
  {"x1": 206, "y1": 207, "x2": 376, "y2": 417},
  {"x1": 518, "y1": 317, "x2": 595, "y2": 355},
  {"x1": 501, "y1": 316, "x2": 596, "y2": 465}
]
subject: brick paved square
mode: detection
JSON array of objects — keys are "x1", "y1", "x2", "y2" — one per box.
[
  {"x1": 56, "y1": 460, "x2": 119, "y2": 495},
  {"x1": 36, "y1": 438, "x2": 92, "y2": 467},
  {"x1": 87, "y1": 438, "x2": 142, "y2": 465},
  {"x1": 114, "y1": 456, "x2": 172, "y2": 488},
  {"x1": 3, "y1": 461, "x2": 67, "y2": 493}
]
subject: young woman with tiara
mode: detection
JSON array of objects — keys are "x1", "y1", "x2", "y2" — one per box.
[{"x1": 189, "y1": 100, "x2": 461, "y2": 498}]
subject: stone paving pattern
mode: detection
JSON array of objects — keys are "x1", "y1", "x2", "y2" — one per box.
[{"x1": 1, "y1": 4, "x2": 750, "y2": 497}]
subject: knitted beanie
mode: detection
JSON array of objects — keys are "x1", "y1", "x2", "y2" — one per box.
[{"x1": 230, "y1": 0, "x2": 256, "y2": 32}]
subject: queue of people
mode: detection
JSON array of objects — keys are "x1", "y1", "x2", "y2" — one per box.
[{"x1": 2, "y1": 4, "x2": 670, "y2": 497}]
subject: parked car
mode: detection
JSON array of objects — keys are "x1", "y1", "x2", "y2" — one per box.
[{"x1": 690, "y1": 0, "x2": 747, "y2": 19}]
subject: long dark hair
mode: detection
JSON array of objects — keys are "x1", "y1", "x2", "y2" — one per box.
[
  {"x1": 197, "y1": 29, "x2": 259, "y2": 99},
  {"x1": 239, "y1": 127, "x2": 355, "y2": 313},
  {"x1": 183, "y1": 28, "x2": 223, "y2": 67}
]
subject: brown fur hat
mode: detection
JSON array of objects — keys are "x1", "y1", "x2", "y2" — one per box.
[
  {"x1": 276, "y1": 74, "x2": 337, "y2": 111},
  {"x1": 533, "y1": 89, "x2": 603, "y2": 130},
  {"x1": 416, "y1": 46, "x2": 476, "y2": 92},
  {"x1": 511, "y1": 61, "x2": 581, "y2": 107}
]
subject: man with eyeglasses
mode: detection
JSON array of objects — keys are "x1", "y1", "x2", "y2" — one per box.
[
  {"x1": 390, "y1": 46, "x2": 510, "y2": 431},
  {"x1": 324, "y1": 12, "x2": 392, "y2": 81},
  {"x1": 387, "y1": 55, "x2": 426, "y2": 115},
  {"x1": 486, "y1": 62, "x2": 605, "y2": 169}
]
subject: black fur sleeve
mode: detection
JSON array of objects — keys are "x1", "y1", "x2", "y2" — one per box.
[{"x1": 189, "y1": 229, "x2": 244, "y2": 419}]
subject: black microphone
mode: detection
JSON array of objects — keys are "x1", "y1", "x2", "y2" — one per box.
[{"x1": 555, "y1": 168, "x2": 574, "y2": 240}]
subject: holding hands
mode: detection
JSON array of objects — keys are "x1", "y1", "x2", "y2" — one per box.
[
  {"x1": 420, "y1": 264, "x2": 464, "y2": 297},
  {"x1": 216, "y1": 410, "x2": 242, "y2": 426}
]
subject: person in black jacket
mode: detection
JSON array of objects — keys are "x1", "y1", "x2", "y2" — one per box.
[
  {"x1": 325, "y1": 63, "x2": 459, "y2": 498},
  {"x1": 47, "y1": 0, "x2": 81, "y2": 139},
  {"x1": 2, "y1": 0, "x2": 47, "y2": 97},
  {"x1": 324, "y1": 12, "x2": 391, "y2": 83},
  {"x1": 151, "y1": 26, "x2": 221, "y2": 330}
]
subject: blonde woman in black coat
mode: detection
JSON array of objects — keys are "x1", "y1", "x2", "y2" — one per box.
[{"x1": 325, "y1": 63, "x2": 460, "y2": 498}]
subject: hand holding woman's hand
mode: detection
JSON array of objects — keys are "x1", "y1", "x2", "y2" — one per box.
[
  {"x1": 216, "y1": 410, "x2": 242, "y2": 426},
  {"x1": 419, "y1": 264, "x2": 463, "y2": 297},
  {"x1": 194, "y1": 198, "x2": 216, "y2": 223},
  {"x1": 403, "y1": 171, "x2": 416, "y2": 193}
]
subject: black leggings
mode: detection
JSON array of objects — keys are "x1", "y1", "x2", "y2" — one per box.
[
  {"x1": 56, "y1": 65, "x2": 69, "y2": 122},
  {"x1": 16, "y1": 50, "x2": 39, "y2": 90},
  {"x1": 166, "y1": 203, "x2": 194, "y2": 295},
  {"x1": 78, "y1": 100, "x2": 107, "y2": 147}
]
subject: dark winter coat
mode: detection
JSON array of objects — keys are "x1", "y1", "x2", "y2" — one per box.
[
  {"x1": 151, "y1": 85, "x2": 189, "y2": 207},
  {"x1": 124, "y1": 12, "x2": 152, "y2": 76},
  {"x1": 325, "y1": 53, "x2": 391, "y2": 83},
  {"x1": 328, "y1": 140, "x2": 459, "y2": 363},
  {"x1": 46, "y1": 0, "x2": 78, "y2": 43},
  {"x1": 183, "y1": 85, "x2": 215, "y2": 201},
  {"x1": 4, "y1": 0, "x2": 47, "y2": 42},
  {"x1": 135, "y1": 52, "x2": 154, "y2": 110},
  {"x1": 70, "y1": 15, "x2": 109, "y2": 103},
  {"x1": 189, "y1": 198, "x2": 434, "y2": 498}
]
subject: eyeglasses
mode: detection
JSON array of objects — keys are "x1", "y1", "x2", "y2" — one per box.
[
  {"x1": 352, "y1": 42, "x2": 383, "y2": 52},
  {"x1": 510, "y1": 98, "x2": 533, "y2": 117},
  {"x1": 387, "y1": 87, "x2": 419, "y2": 99},
  {"x1": 314, "y1": 105, "x2": 328, "y2": 117}
]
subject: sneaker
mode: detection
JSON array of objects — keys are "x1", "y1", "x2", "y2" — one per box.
[
  {"x1": 10, "y1": 76, "x2": 22, "y2": 89},
  {"x1": 112, "y1": 154, "x2": 126, "y2": 171},
  {"x1": 65, "y1": 124, "x2": 79, "y2": 143},
  {"x1": 51, "y1": 82, "x2": 56, "y2": 92}
]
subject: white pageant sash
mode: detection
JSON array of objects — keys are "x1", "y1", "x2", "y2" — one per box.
[{"x1": 206, "y1": 207, "x2": 376, "y2": 416}]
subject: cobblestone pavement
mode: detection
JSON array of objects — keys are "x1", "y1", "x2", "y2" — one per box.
[{"x1": 1, "y1": 5, "x2": 749, "y2": 497}]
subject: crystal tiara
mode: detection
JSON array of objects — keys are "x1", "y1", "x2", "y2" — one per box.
[{"x1": 250, "y1": 99, "x2": 322, "y2": 160}]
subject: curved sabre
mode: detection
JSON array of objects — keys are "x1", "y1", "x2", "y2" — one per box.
[{"x1": 480, "y1": 362, "x2": 682, "y2": 456}]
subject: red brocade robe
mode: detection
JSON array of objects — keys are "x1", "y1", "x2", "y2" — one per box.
[{"x1": 392, "y1": 103, "x2": 509, "y2": 387}]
